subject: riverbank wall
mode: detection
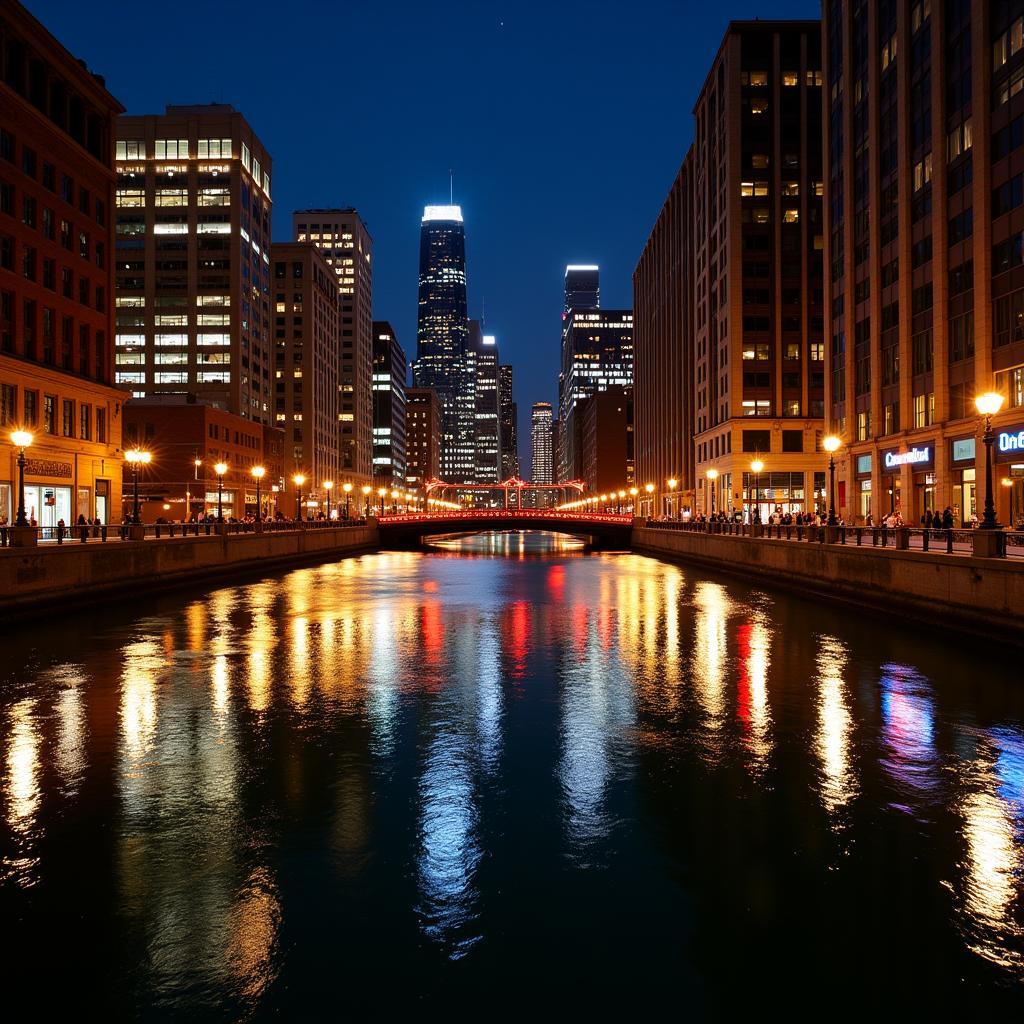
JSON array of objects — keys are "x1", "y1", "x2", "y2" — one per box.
[
  {"x1": 632, "y1": 526, "x2": 1024, "y2": 640},
  {"x1": 0, "y1": 526, "x2": 379, "y2": 618}
]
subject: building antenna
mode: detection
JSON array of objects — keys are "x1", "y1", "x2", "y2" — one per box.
[
  {"x1": 449, "y1": 168, "x2": 453, "y2": 205},
  {"x1": 481, "y1": 296, "x2": 485, "y2": 326}
]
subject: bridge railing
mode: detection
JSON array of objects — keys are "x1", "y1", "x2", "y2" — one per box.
[{"x1": 377, "y1": 510, "x2": 634, "y2": 525}]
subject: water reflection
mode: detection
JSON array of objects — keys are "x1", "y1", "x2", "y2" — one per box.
[{"x1": 2, "y1": 530, "x2": 1024, "y2": 1009}]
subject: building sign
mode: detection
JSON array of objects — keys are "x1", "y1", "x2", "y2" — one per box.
[
  {"x1": 856, "y1": 454, "x2": 872, "y2": 475},
  {"x1": 25, "y1": 459, "x2": 73, "y2": 479},
  {"x1": 996, "y1": 425, "x2": 1024, "y2": 462},
  {"x1": 951, "y1": 438, "x2": 975, "y2": 463},
  {"x1": 882, "y1": 445, "x2": 934, "y2": 471}
]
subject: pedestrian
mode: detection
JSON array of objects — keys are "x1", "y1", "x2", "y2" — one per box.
[{"x1": 942, "y1": 506, "x2": 954, "y2": 530}]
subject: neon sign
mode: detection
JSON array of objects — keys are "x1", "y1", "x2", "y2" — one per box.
[
  {"x1": 884, "y1": 446, "x2": 931, "y2": 468},
  {"x1": 998, "y1": 429, "x2": 1024, "y2": 453}
]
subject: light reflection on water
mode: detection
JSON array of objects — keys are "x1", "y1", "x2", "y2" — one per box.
[{"x1": 1, "y1": 529, "x2": 1023, "y2": 1011}]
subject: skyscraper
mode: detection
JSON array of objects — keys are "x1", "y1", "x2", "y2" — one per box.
[
  {"x1": 293, "y1": 209, "x2": 374, "y2": 488},
  {"x1": 412, "y1": 204, "x2": 472, "y2": 481},
  {"x1": 531, "y1": 402, "x2": 553, "y2": 485},
  {"x1": 564, "y1": 264, "x2": 600, "y2": 312},
  {"x1": 114, "y1": 104, "x2": 273, "y2": 422},
  {"x1": 371, "y1": 321, "x2": 407, "y2": 488},
  {"x1": 499, "y1": 364, "x2": 518, "y2": 478},
  {"x1": 468, "y1": 321, "x2": 500, "y2": 485}
]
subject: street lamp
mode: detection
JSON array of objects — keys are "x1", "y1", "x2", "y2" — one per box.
[
  {"x1": 125, "y1": 448, "x2": 152, "y2": 525},
  {"x1": 323, "y1": 479, "x2": 334, "y2": 520},
  {"x1": 976, "y1": 391, "x2": 1005, "y2": 529},
  {"x1": 822, "y1": 435, "x2": 841, "y2": 526},
  {"x1": 750, "y1": 458, "x2": 764, "y2": 524},
  {"x1": 706, "y1": 468, "x2": 719, "y2": 517},
  {"x1": 10, "y1": 430, "x2": 33, "y2": 528},
  {"x1": 391, "y1": 489, "x2": 399, "y2": 515},
  {"x1": 293, "y1": 473, "x2": 306, "y2": 521},
  {"x1": 362, "y1": 484, "x2": 371, "y2": 518},
  {"x1": 214, "y1": 462, "x2": 228, "y2": 521},
  {"x1": 667, "y1": 477, "x2": 678, "y2": 519},
  {"x1": 377, "y1": 486, "x2": 387, "y2": 516},
  {"x1": 629, "y1": 486, "x2": 638, "y2": 514},
  {"x1": 251, "y1": 465, "x2": 265, "y2": 524},
  {"x1": 343, "y1": 481, "x2": 353, "y2": 520}
]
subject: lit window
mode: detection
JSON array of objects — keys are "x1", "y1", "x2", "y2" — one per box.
[
  {"x1": 197, "y1": 138, "x2": 232, "y2": 159},
  {"x1": 782, "y1": 72, "x2": 798, "y2": 86},
  {"x1": 116, "y1": 189, "x2": 145, "y2": 207},
  {"x1": 115, "y1": 140, "x2": 145, "y2": 161},
  {"x1": 154, "y1": 139, "x2": 189, "y2": 160},
  {"x1": 783, "y1": 209, "x2": 800, "y2": 223}
]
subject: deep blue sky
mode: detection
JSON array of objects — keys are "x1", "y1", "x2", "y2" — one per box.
[{"x1": 31, "y1": 0, "x2": 818, "y2": 472}]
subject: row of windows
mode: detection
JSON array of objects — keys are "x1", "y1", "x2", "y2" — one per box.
[
  {"x1": 1, "y1": 181, "x2": 106, "y2": 269},
  {"x1": 115, "y1": 370, "x2": 230, "y2": 384},
  {"x1": 0, "y1": 235, "x2": 105, "y2": 310},
  {"x1": 0, "y1": 381, "x2": 107, "y2": 442}
]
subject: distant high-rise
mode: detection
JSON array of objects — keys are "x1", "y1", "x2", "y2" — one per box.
[
  {"x1": 559, "y1": 309, "x2": 634, "y2": 481},
  {"x1": 469, "y1": 323, "x2": 501, "y2": 484},
  {"x1": 293, "y1": 209, "x2": 374, "y2": 487},
  {"x1": 499, "y1": 364, "x2": 518, "y2": 478},
  {"x1": 564, "y1": 265, "x2": 600, "y2": 312},
  {"x1": 372, "y1": 321, "x2": 407, "y2": 488},
  {"x1": 412, "y1": 204, "x2": 472, "y2": 481},
  {"x1": 531, "y1": 402, "x2": 553, "y2": 485},
  {"x1": 405, "y1": 387, "x2": 440, "y2": 489}
]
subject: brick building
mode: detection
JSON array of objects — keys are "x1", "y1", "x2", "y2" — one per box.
[{"x1": 404, "y1": 386, "x2": 439, "y2": 490}]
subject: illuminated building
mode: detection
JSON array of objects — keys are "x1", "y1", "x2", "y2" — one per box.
[
  {"x1": 122, "y1": 395, "x2": 284, "y2": 521},
  {"x1": 558, "y1": 305, "x2": 633, "y2": 481},
  {"x1": 411, "y1": 205, "x2": 473, "y2": 481},
  {"x1": 578, "y1": 384, "x2": 634, "y2": 496},
  {"x1": 531, "y1": 401, "x2": 553, "y2": 484},
  {"x1": 499, "y1": 363, "x2": 518, "y2": 478},
  {"x1": 293, "y1": 209, "x2": 373, "y2": 487},
  {"x1": 564, "y1": 264, "x2": 600, "y2": 312},
  {"x1": 825, "y1": 2, "x2": 1024, "y2": 526},
  {"x1": 0, "y1": 0, "x2": 125, "y2": 528},
  {"x1": 469, "y1": 321, "x2": 500, "y2": 485},
  {"x1": 372, "y1": 321, "x2": 407, "y2": 488},
  {"x1": 271, "y1": 242, "x2": 339, "y2": 510},
  {"x1": 114, "y1": 104, "x2": 273, "y2": 423},
  {"x1": 634, "y1": 154, "x2": 696, "y2": 517},
  {"x1": 693, "y1": 22, "x2": 825, "y2": 521},
  {"x1": 404, "y1": 387, "x2": 440, "y2": 488}
]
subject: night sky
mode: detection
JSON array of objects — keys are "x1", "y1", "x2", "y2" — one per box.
[{"x1": 30, "y1": 0, "x2": 819, "y2": 473}]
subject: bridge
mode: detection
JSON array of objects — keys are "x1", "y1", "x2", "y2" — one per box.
[{"x1": 376, "y1": 509, "x2": 635, "y2": 549}]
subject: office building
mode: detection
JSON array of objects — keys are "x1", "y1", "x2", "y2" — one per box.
[
  {"x1": 564, "y1": 264, "x2": 600, "y2": 312},
  {"x1": 293, "y1": 209, "x2": 373, "y2": 486},
  {"x1": 412, "y1": 204, "x2": 472, "y2": 481},
  {"x1": 531, "y1": 401, "x2": 553, "y2": 483},
  {"x1": 558, "y1": 308, "x2": 633, "y2": 481},
  {"x1": 372, "y1": 320, "x2": 407, "y2": 488},
  {"x1": 499, "y1": 363, "x2": 518, "y2": 478},
  {"x1": 271, "y1": 242, "x2": 339, "y2": 513},
  {"x1": 825, "y1": 1, "x2": 1024, "y2": 526},
  {"x1": 578, "y1": 384, "x2": 634, "y2": 496},
  {"x1": 470, "y1": 321, "x2": 500, "y2": 484},
  {"x1": 686, "y1": 21, "x2": 826, "y2": 522},
  {"x1": 122, "y1": 395, "x2": 283, "y2": 522},
  {"x1": 113, "y1": 104, "x2": 273, "y2": 423},
  {"x1": 405, "y1": 386, "x2": 440, "y2": 489},
  {"x1": 1, "y1": 0, "x2": 125, "y2": 530},
  {"x1": 634, "y1": 155, "x2": 696, "y2": 517}
]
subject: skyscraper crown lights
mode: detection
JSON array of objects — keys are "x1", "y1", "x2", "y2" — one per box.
[{"x1": 423, "y1": 205, "x2": 463, "y2": 223}]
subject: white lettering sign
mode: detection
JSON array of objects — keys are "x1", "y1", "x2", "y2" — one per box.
[
  {"x1": 884, "y1": 446, "x2": 931, "y2": 468},
  {"x1": 998, "y1": 430, "x2": 1024, "y2": 453}
]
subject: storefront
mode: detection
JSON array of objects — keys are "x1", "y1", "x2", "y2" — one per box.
[
  {"x1": 855, "y1": 454, "x2": 872, "y2": 521},
  {"x1": 742, "y1": 470, "x2": 806, "y2": 522},
  {"x1": 881, "y1": 442, "x2": 934, "y2": 521},
  {"x1": 995, "y1": 423, "x2": 1024, "y2": 528},
  {"x1": 950, "y1": 437, "x2": 976, "y2": 527}
]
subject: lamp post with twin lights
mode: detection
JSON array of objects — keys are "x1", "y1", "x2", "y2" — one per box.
[
  {"x1": 976, "y1": 392, "x2": 1005, "y2": 530},
  {"x1": 251, "y1": 465, "x2": 265, "y2": 527},
  {"x1": 323, "y1": 480, "x2": 334, "y2": 520},
  {"x1": 749, "y1": 458, "x2": 764, "y2": 525},
  {"x1": 823, "y1": 435, "x2": 842, "y2": 527},
  {"x1": 362, "y1": 484, "x2": 371, "y2": 519},
  {"x1": 706, "y1": 468, "x2": 718, "y2": 517},
  {"x1": 343, "y1": 481, "x2": 353, "y2": 520},
  {"x1": 293, "y1": 474, "x2": 306, "y2": 522},
  {"x1": 9, "y1": 430, "x2": 35, "y2": 546},
  {"x1": 213, "y1": 462, "x2": 228, "y2": 524}
]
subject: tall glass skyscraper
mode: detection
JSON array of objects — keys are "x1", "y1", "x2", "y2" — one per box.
[{"x1": 412, "y1": 205, "x2": 473, "y2": 481}]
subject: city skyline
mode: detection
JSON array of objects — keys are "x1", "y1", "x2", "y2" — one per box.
[{"x1": 25, "y1": 0, "x2": 820, "y2": 474}]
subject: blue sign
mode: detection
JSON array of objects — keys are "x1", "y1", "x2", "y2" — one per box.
[{"x1": 952, "y1": 438, "x2": 975, "y2": 463}]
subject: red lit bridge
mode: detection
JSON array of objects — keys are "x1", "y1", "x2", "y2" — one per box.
[{"x1": 375, "y1": 509, "x2": 635, "y2": 549}]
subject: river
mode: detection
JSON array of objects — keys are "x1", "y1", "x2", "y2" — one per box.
[{"x1": 1, "y1": 531, "x2": 1022, "y2": 1015}]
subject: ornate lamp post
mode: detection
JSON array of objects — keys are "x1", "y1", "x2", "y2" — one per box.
[
  {"x1": 976, "y1": 392, "x2": 1005, "y2": 529},
  {"x1": 644, "y1": 482, "x2": 654, "y2": 517},
  {"x1": 706, "y1": 468, "x2": 719, "y2": 517},
  {"x1": 362, "y1": 484, "x2": 371, "y2": 518},
  {"x1": 214, "y1": 462, "x2": 228, "y2": 522},
  {"x1": 391, "y1": 489, "x2": 399, "y2": 515},
  {"x1": 323, "y1": 480, "x2": 334, "y2": 520},
  {"x1": 251, "y1": 465, "x2": 265, "y2": 525},
  {"x1": 823, "y1": 435, "x2": 841, "y2": 526},
  {"x1": 343, "y1": 481, "x2": 353, "y2": 519},
  {"x1": 293, "y1": 474, "x2": 306, "y2": 521},
  {"x1": 750, "y1": 458, "x2": 764, "y2": 524},
  {"x1": 377, "y1": 486, "x2": 387, "y2": 516},
  {"x1": 125, "y1": 448, "x2": 152, "y2": 525},
  {"x1": 10, "y1": 430, "x2": 33, "y2": 528},
  {"x1": 667, "y1": 477, "x2": 678, "y2": 519}
]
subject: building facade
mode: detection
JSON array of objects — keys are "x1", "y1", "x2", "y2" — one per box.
[
  {"x1": 412, "y1": 204, "x2": 472, "y2": 482},
  {"x1": 405, "y1": 386, "x2": 440, "y2": 489},
  {"x1": 122, "y1": 394, "x2": 283, "y2": 522},
  {"x1": 558, "y1": 308, "x2": 634, "y2": 482},
  {"x1": 634, "y1": 155, "x2": 696, "y2": 518},
  {"x1": 564, "y1": 264, "x2": 600, "y2": 311},
  {"x1": 470, "y1": 322, "x2": 500, "y2": 484},
  {"x1": 499, "y1": 362, "x2": 518, "y2": 478},
  {"x1": 293, "y1": 209, "x2": 373, "y2": 487},
  {"x1": 689, "y1": 21, "x2": 826, "y2": 522},
  {"x1": 531, "y1": 401, "x2": 553, "y2": 483},
  {"x1": 372, "y1": 320, "x2": 407, "y2": 488},
  {"x1": 578, "y1": 384, "x2": 634, "y2": 497},
  {"x1": 113, "y1": 104, "x2": 273, "y2": 424},
  {"x1": 270, "y1": 242, "x2": 339, "y2": 514},
  {"x1": 1, "y1": 0, "x2": 125, "y2": 528},
  {"x1": 824, "y1": 0, "x2": 1024, "y2": 527}
]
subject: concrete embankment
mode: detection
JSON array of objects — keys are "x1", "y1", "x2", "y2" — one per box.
[
  {"x1": 0, "y1": 526, "x2": 379, "y2": 618},
  {"x1": 632, "y1": 526, "x2": 1024, "y2": 641}
]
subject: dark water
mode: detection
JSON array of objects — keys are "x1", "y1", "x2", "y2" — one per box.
[{"x1": 2, "y1": 530, "x2": 1024, "y2": 1016}]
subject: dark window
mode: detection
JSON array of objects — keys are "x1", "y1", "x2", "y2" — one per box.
[
  {"x1": 782, "y1": 430, "x2": 803, "y2": 452},
  {"x1": 742, "y1": 430, "x2": 770, "y2": 453}
]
